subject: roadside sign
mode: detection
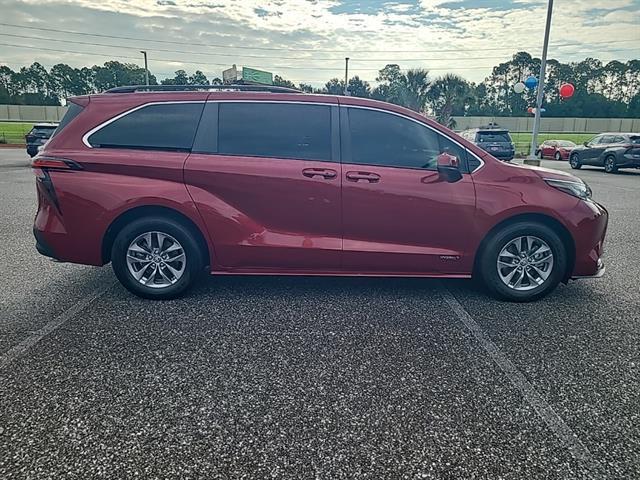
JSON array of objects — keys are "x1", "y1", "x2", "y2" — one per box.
[
  {"x1": 242, "y1": 67, "x2": 273, "y2": 85},
  {"x1": 222, "y1": 65, "x2": 238, "y2": 83}
]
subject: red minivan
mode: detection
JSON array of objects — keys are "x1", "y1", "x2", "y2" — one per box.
[{"x1": 33, "y1": 85, "x2": 607, "y2": 301}]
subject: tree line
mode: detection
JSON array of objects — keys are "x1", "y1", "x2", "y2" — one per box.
[{"x1": 1, "y1": 52, "x2": 638, "y2": 126}]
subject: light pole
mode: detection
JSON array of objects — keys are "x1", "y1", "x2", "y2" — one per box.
[
  {"x1": 344, "y1": 57, "x2": 349, "y2": 96},
  {"x1": 525, "y1": 0, "x2": 553, "y2": 166},
  {"x1": 140, "y1": 50, "x2": 149, "y2": 86}
]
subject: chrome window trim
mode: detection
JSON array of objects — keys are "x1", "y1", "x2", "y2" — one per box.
[{"x1": 82, "y1": 98, "x2": 486, "y2": 173}]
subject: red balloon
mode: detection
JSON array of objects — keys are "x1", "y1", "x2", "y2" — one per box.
[{"x1": 559, "y1": 83, "x2": 575, "y2": 98}]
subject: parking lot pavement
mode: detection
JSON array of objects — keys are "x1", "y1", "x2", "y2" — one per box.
[{"x1": 0, "y1": 148, "x2": 638, "y2": 479}]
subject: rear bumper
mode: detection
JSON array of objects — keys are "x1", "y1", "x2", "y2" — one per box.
[{"x1": 33, "y1": 227, "x2": 59, "y2": 260}]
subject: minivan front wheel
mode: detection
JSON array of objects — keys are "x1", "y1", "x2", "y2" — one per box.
[
  {"x1": 111, "y1": 217, "x2": 203, "y2": 299},
  {"x1": 478, "y1": 222, "x2": 567, "y2": 302}
]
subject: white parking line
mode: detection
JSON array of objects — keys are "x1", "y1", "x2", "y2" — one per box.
[
  {"x1": 0, "y1": 282, "x2": 115, "y2": 370},
  {"x1": 439, "y1": 285, "x2": 597, "y2": 466}
]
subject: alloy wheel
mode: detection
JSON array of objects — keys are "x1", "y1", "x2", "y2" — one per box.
[
  {"x1": 496, "y1": 236, "x2": 554, "y2": 291},
  {"x1": 605, "y1": 157, "x2": 616, "y2": 173},
  {"x1": 126, "y1": 231, "x2": 186, "y2": 288},
  {"x1": 570, "y1": 155, "x2": 580, "y2": 168}
]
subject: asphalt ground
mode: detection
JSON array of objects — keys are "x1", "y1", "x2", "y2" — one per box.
[{"x1": 0, "y1": 148, "x2": 638, "y2": 479}]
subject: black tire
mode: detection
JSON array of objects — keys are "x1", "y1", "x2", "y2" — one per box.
[
  {"x1": 554, "y1": 151, "x2": 562, "y2": 161},
  {"x1": 536, "y1": 149, "x2": 542, "y2": 159},
  {"x1": 569, "y1": 153, "x2": 581, "y2": 169},
  {"x1": 477, "y1": 222, "x2": 567, "y2": 302},
  {"x1": 111, "y1": 216, "x2": 204, "y2": 299},
  {"x1": 604, "y1": 155, "x2": 618, "y2": 174}
]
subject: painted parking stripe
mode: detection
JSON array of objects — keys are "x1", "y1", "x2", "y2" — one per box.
[
  {"x1": 0, "y1": 281, "x2": 115, "y2": 370},
  {"x1": 439, "y1": 284, "x2": 597, "y2": 466}
]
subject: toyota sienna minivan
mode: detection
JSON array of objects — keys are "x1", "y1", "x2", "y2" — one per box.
[{"x1": 32, "y1": 85, "x2": 608, "y2": 302}]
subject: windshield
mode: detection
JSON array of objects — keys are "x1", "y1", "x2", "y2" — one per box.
[
  {"x1": 477, "y1": 131, "x2": 511, "y2": 143},
  {"x1": 557, "y1": 140, "x2": 576, "y2": 147},
  {"x1": 30, "y1": 127, "x2": 56, "y2": 137}
]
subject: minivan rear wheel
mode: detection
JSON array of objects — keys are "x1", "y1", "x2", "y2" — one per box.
[
  {"x1": 478, "y1": 222, "x2": 567, "y2": 302},
  {"x1": 111, "y1": 217, "x2": 203, "y2": 299}
]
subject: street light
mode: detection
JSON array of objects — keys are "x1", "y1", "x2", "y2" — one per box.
[
  {"x1": 140, "y1": 50, "x2": 149, "y2": 86},
  {"x1": 344, "y1": 57, "x2": 349, "y2": 96},
  {"x1": 525, "y1": 0, "x2": 553, "y2": 166}
]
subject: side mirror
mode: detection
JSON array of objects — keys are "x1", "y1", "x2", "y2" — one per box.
[
  {"x1": 583, "y1": 141, "x2": 590, "y2": 147},
  {"x1": 437, "y1": 152, "x2": 462, "y2": 183}
]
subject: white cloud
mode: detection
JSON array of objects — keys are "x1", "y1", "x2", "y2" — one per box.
[{"x1": 0, "y1": 0, "x2": 638, "y2": 86}]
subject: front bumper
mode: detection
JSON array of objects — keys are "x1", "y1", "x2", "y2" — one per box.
[{"x1": 572, "y1": 258, "x2": 605, "y2": 279}]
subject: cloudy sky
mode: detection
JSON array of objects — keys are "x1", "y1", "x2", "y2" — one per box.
[{"x1": 1, "y1": 0, "x2": 638, "y2": 86}]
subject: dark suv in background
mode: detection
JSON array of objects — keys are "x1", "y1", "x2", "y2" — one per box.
[
  {"x1": 25, "y1": 123, "x2": 57, "y2": 157},
  {"x1": 460, "y1": 127, "x2": 515, "y2": 161},
  {"x1": 569, "y1": 133, "x2": 640, "y2": 173}
]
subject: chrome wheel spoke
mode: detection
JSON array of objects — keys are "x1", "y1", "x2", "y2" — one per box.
[
  {"x1": 167, "y1": 253, "x2": 185, "y2": 263},
  {"x1": 129, "y1": 242, "x2": 150, "y2": 254},
  {"x1": 163, "y1": 242, "x2": 182, "y2": 254},
  {"x1": 132, "y1": 263, "x2": 152, "y2": 281},
  {"x1": 157, "y1": 265, "x2": 175, "y2": 284}
]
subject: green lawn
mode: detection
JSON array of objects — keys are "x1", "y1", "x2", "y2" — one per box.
[
  {"x1": 0, "y1": 122, "x2": 34, "y2": 145},
  {"x1": 510, "y1": 132, "x2": 595, "y2": 156},
  {"x1": 0, "y1": 121, "x2": 598, "y2": 152}
]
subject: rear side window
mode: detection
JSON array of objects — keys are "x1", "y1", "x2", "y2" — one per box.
[
  {"x1": 218, "y1": 103, "x2": 331, "y2": 161},
  {"x1": 347, "y1": 108, "x2": 440, "y2": 170},
  {"x1": 51, "y1": 103, "x2": 83, "y2": 138},
  {"x1": 88, "y1": 102, "x2": 204, "y2": 151},
  {"x1": 477, "y1": 131, "x2": 511, "y2": 143}
]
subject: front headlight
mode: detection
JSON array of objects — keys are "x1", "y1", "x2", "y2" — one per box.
[{"x1": 544, "y1": 178, "x2": 592, "y2": 200}]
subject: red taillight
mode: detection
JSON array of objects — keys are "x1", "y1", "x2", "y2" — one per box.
[{"x1": 32, "y1": 156, "x2": 82, "y2": 170}]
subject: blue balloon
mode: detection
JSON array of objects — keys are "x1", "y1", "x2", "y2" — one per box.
[{"x1": 524, "y1": 76, "x2": 538, "y2": 89}]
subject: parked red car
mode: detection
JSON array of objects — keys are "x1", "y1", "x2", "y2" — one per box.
[
  {"x1": 535, "y1": 140, "x2": 576, "y2": 160},
  {"x1": 33, "y1": 85, "x2": 608, "y2": 301}
]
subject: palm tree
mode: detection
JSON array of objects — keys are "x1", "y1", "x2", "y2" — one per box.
[
  {"x1": 400, "y1": 68, "x2": 431, "y2": 112},
  {"x1": 374, "y1": 65, "x2": 430, "y2": 112},
  {"x1": 427, "y1": 73, "x2": 473, "y2": 128}
]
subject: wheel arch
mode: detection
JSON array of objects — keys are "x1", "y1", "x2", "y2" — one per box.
[
  {"x1": 101, "y1": 205, "x2": 211, "y2": 266},
  {"x1": 473, "y1": 213, "x2": 576, "y2": 281}
]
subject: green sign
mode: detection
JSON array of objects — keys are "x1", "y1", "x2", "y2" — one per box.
[{"x1": 242, "y1": 67, "x2": 273, "y2": 85}]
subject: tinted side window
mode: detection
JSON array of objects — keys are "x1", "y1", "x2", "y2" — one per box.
[
  {"x1": 52, "y1": 102, "x2": 83, "y2": 138},
  {"x1": 348, "y1": 108, "x2": 440, "y2": 170},
  {"x1": 589, "y1": 135, "x2": 602, "y2": 145},
  {"x1": 600, "y1": 135, "x2": 614, "y2": 145},
  {"x1": 613, "y1": 136, "x2": 625, "y2": 144},
  {"x1": 218, "y1": 103, "x2": 331, "y2": 161},
  {"x1": 88, "y1": 103, "x2": 204, "y2": 151}
]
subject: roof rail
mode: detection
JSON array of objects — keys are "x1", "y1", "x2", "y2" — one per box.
[{"x1": 104, "y1": 84, "x2": 302, "y2": 94}]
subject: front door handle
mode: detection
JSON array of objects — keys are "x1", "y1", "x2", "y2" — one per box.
[
  {"x1": 302, "y1": 168, "x2": 337, "y2": 179},
  {"x1": 345, "y1": 171, "x2": 381, "y2": 183}
]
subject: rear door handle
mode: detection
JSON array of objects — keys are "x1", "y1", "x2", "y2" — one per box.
[
  {"x1": 346, "y1": 171, "x2": 381, "y2": 183},
  {"x1": 302, "y1": 168, "x2": 337, "y2": 179}
]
